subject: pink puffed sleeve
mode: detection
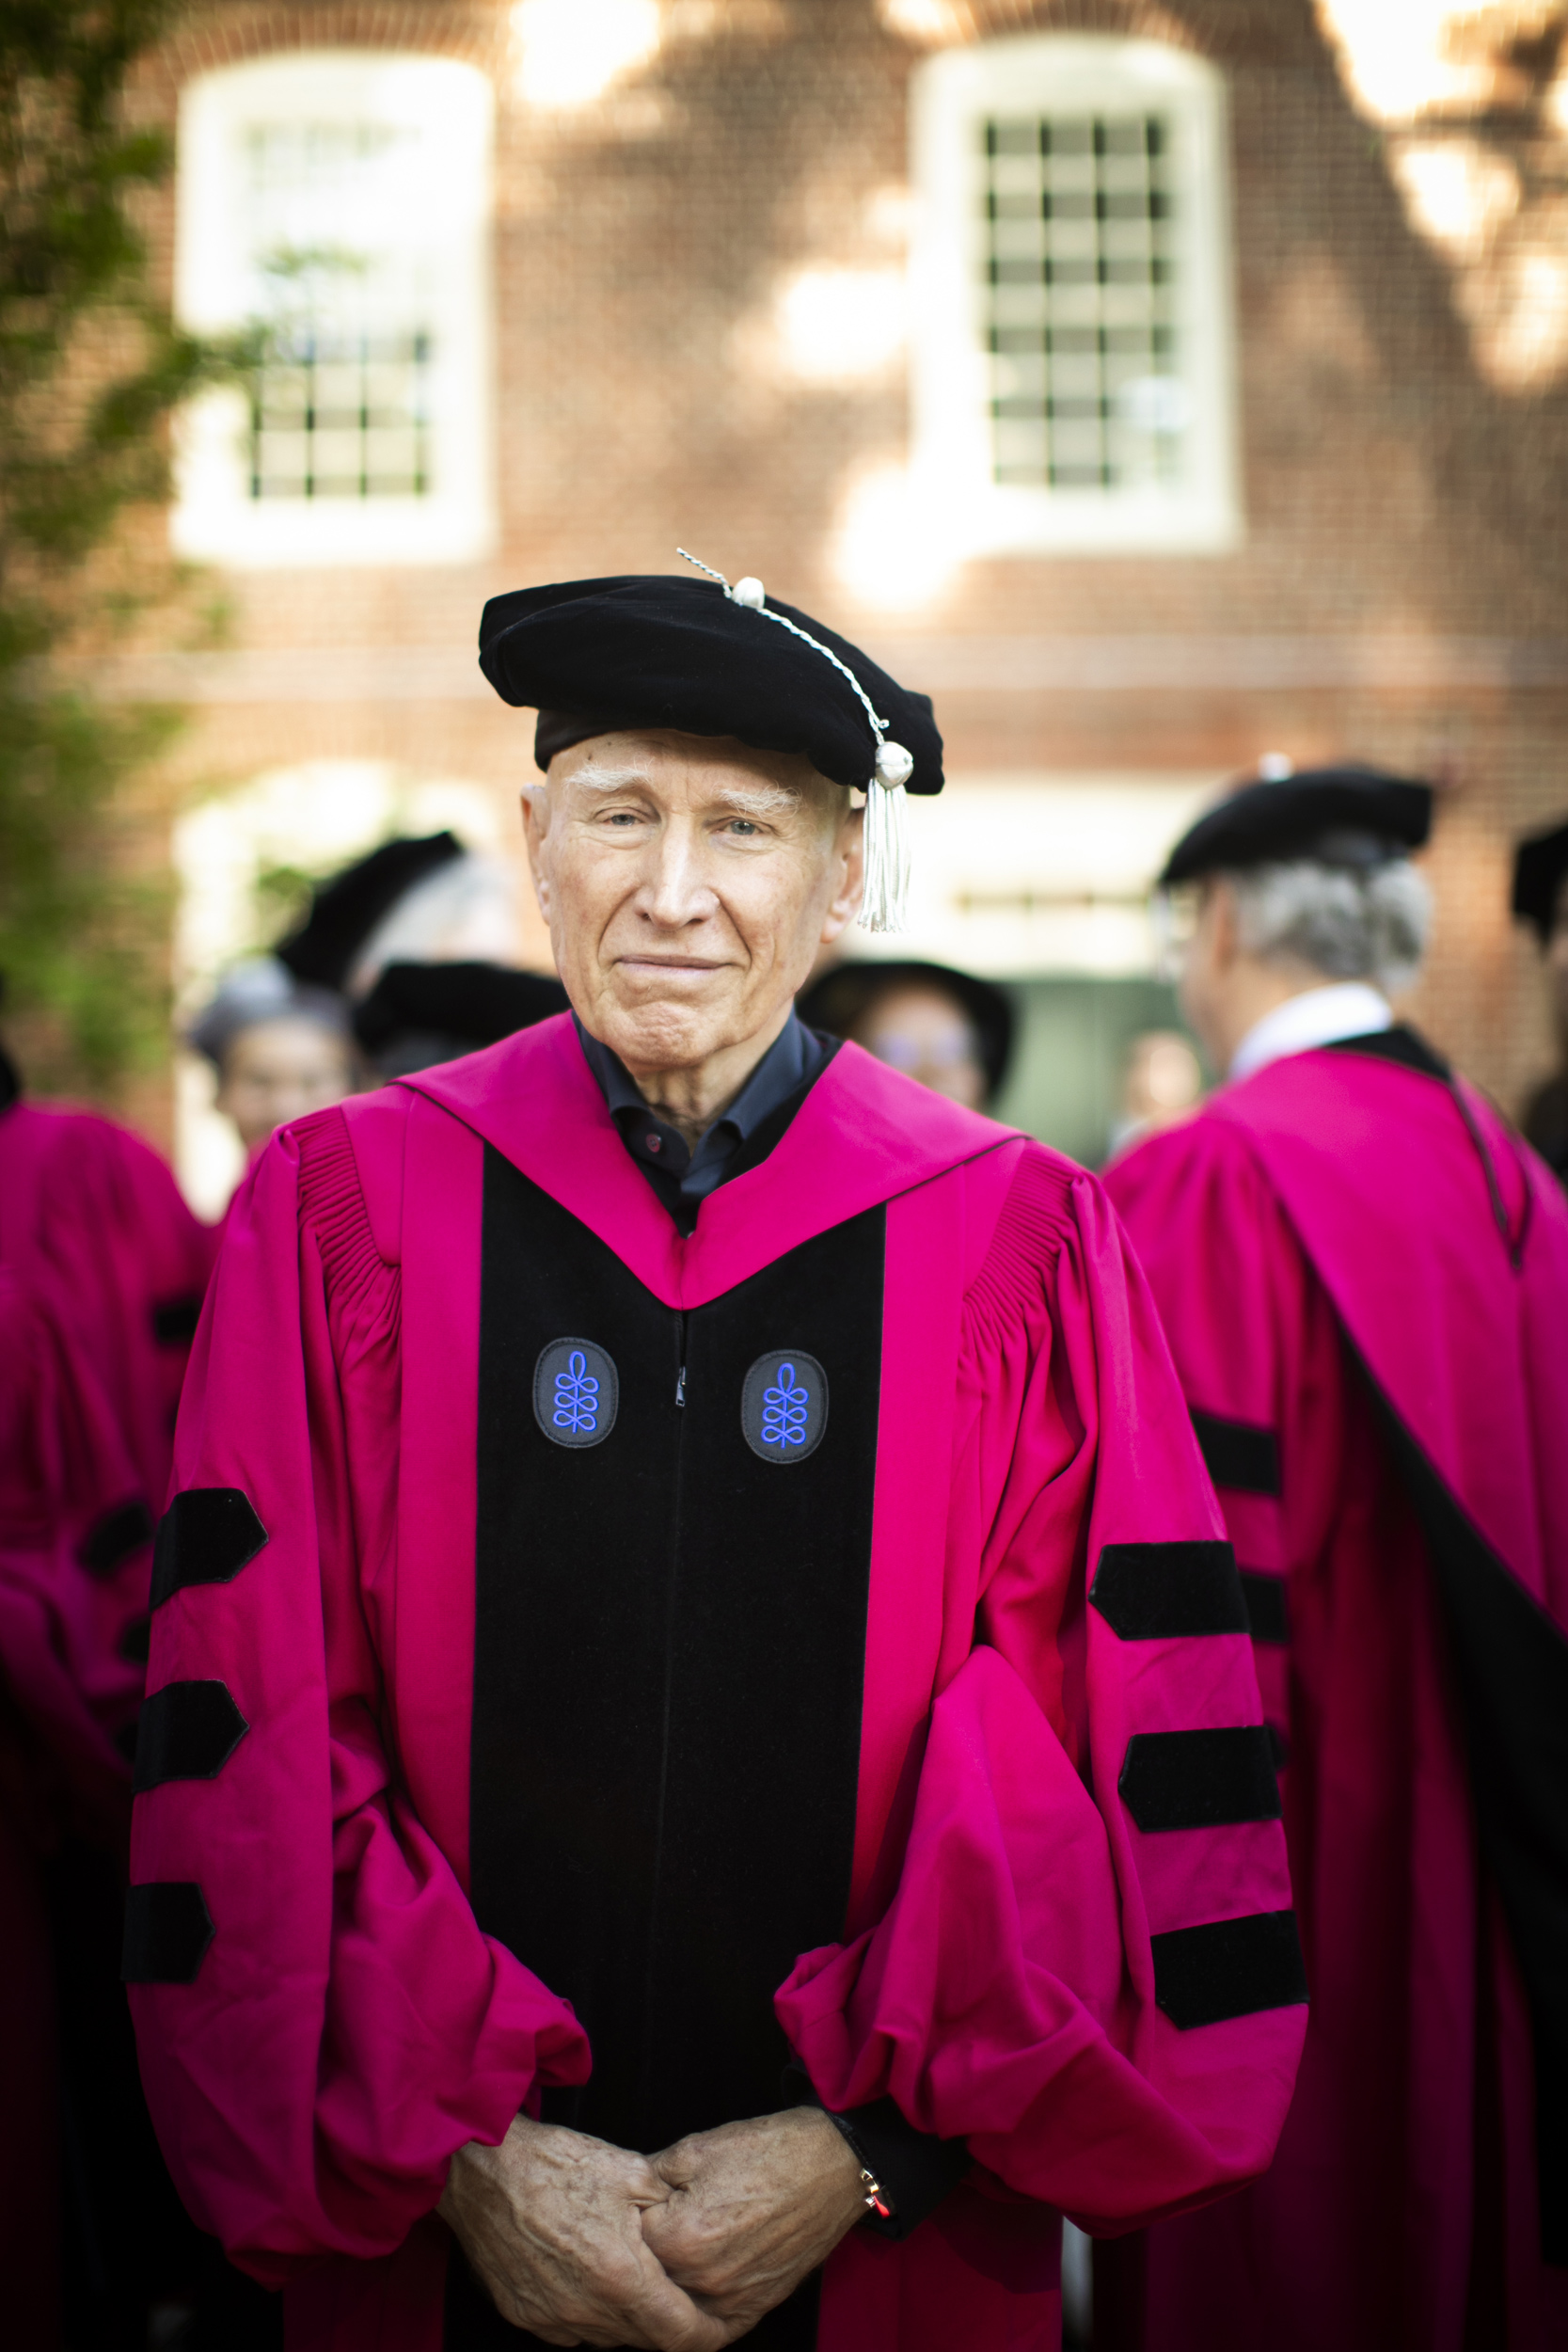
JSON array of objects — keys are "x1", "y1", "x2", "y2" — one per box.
[
  {"x1": 127, "y1": 1112, "x2": 589, "y2": 2284},
  {"x1": 777, "y1": 1153, "x2": 1306, "y2": 2235}
]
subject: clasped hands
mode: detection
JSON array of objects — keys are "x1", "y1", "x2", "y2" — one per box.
[{"x1": 438, "y1": 2105, "x2": 869, "y2": 2348}]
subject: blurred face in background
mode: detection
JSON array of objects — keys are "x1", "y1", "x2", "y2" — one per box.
[
  {"x1": 1122, "y1": 1030, "x2": 1204, "y2": 1132},
  {"x1": 853, "y1": 982, "x2": 989, "y2": 1109},
  {"x1": 216, "y1": 1017, "x2": 357, "y2": 1155}
]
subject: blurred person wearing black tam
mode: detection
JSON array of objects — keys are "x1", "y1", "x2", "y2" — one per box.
[
  {"x1": 129, "y1": 560, "x2": 1306, "y2": 2352},
  {"x1": 1512, "y1": 818, "x2": 1568, "y2": 1184},
  {"x1": 1105, "y1": 765, "x2": 1568, "y2": 2352},
  {"x1": 797, "y1": 960, "x2": 1012, "y2": 1112},
  {"x1": 273, "y1": 827, "x2": 567, "y2": 1077}
]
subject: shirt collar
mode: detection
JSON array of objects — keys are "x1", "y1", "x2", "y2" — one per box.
[
  {"x1": 1228, "y1": 981, "x2": 1392, "y2": 1085},
  {"x1": 574, "y1": 1009, "x2": 825, "y2": 1194}
]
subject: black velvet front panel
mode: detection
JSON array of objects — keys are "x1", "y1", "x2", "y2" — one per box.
[{"x1": 453, "y1": 1154, "x2": 885, "y2": 2349}]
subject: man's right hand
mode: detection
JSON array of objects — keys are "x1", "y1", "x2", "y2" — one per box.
[{"x1": 438, "y1": 2113, "x2": 730, "y2": 2350}]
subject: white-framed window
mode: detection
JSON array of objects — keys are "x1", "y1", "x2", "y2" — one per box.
[
  {"x1": 910, "y1": 35, "x2": 1242, "y2": 554},
  {"x1": 172, "y1": 51, "x2": 495, "y2": 567}
]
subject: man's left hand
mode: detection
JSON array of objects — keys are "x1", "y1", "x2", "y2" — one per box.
[{"x1": 641, "y1": 2107, "x2": 867, "y2": 2336}]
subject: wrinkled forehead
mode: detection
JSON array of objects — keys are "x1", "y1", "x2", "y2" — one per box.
[{"x1": 542, "y1": 728, "x2": 842, "y2": 817}]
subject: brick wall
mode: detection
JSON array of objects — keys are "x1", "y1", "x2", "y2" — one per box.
[{"x1": 116, "y1": 0, "x2": 1568, "y2": 1124}]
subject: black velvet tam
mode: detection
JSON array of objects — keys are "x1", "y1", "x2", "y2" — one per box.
[
  {"x1": 352, "y1": 961, "x2": 569, "y2": 1059},
  {"x1": 1161, "y1": 765, "x2": 1433, "y2": 887},
  {"x1": 277, "y1": 833, "x2": 464, "y2": 992},
  {"x1": 797, "y1": 959, "x2": 1015, "y2": 1104},
  {"x1": 478, "y1": 575, "x2": 944, "y2": 796},
  {"x1": 1513, "y1": 818, "x2": 1568, "y2": 943}
]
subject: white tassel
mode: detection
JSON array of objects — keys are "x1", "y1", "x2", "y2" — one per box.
[{"x1": 860, "y1": 778, "x2": 911, "y2": 933}]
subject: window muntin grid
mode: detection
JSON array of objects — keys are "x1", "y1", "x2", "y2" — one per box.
[
  {"x1": 244, "y1": 122, "x2": 434, "y2": 502},
  {"x1": 981, "y1": 113, "x2": 1184, "y2": 495}
]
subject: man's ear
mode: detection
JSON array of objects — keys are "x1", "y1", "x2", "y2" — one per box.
[
  {"x1": 1206, "y1": 877, "x2": 1240, "y2": 969},
  {"x1": 820, "y1": 802, "x2": 865, "y2": 945},
  {"x1": 520, "y1": 787, "x2": 551, "y2": 922}
]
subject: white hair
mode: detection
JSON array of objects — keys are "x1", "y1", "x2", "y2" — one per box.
[{"x1": 1225, "y1": 858, "x2": 1433, "y2": 995}]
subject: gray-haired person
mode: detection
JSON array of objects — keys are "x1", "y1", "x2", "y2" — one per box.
[{"x1": 188, "y1": 957, "x2": 358, "y2": 1166}]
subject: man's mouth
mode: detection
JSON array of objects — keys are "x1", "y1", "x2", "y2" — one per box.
[{"x1": 616, "y1": 957, "x2": 729, "y2": 975}]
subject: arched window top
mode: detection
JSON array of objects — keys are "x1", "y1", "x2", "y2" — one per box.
[
  {"x1": 911, "y1": 32, "x2": 1242, "y2": 554},
  {"x1": 173, "y1": 51, "x2": 495, "y2": 568}
]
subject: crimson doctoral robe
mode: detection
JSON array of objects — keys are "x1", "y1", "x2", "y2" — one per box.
[
  {"x1": 1105, "y1": 1030, "x2": 1568, "y2": 2352},
  {"x1": 128, "y1": 1016, "x2": 1307, "y2": 2351},
  {"x1": 0, "y1": 1094, "x2": 214, "y2": 2342}
]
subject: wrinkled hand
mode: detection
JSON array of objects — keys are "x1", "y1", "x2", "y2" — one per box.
[
  {"x1": 439, "y1": 2113, "x2": 730, "y2": 2349},
  {"x1": 641, "y1": 2107, "x2": 866, "y2": 2338}
]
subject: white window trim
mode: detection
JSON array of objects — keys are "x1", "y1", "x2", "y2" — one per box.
[
  {"x1": 171, "y1": 50, "x2": 496, "y2": 569},
  {"x1": 909, "y1": 34, "x2": 1243, "y2": 556}
]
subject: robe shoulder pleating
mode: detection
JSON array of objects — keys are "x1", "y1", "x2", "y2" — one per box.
[
  {"x1": 129, "y1": 1018, "x2": 1306, "y2": 2352},
  {"x1": 1105, "y1": 1047, "x2": 1568, "y2": 2352}
]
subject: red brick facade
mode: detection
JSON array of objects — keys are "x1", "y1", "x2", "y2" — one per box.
[{"x1": 122, "y1": 0, "x2": 1568, "y2": 1120}]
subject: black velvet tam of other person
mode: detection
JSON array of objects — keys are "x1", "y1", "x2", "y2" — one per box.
[
  {"x1": 1513, "y1": 818, "x2": 1568, "y2": 945},
  {"x1": 798, "y1": 960, "x2": 1015, "y2": 1106},
  {"x1": 353, "y1": 962, "x2": 569, "y2": 1077},
  {"x1": 1161, "y1": 764, "x2": 1433, "y2": 887},
  {"x1": 277, "y1": 834, "x2": 464, "y2": 993},
  {"x1": 477, "y1": 574, "x2": 944, "y2": 797}
]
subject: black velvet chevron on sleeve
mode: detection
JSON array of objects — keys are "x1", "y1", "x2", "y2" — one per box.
[
  {"x1": 121, "y1": 1883, "x2": 214, "y2": 1983},
  {"x1": 1238, "y1": 1570, "x2": 1291, "y2": 1645},
  {"x1": 1150, "y1": 1911, "x2": 1307, "y2": 2028},
  {"x1": 1119, "y1": 1727, "x2": 1282, "y2": 1832},
  {"x1": 75, "y1": 1498, "x2": 154, "y2": 1577},
  {"x1": 150, "y1": 1488, "x2": 268, "y2": 1608},
  {"x1": 118, "y1": 1614, "x2": 151, "y2": 1665},
  {"x1": 1089, "y1": 1541, "x2": 1250, "y2": 1640},
  {"x1": 133, "y1": 1681, "x2": 249, "y2": 1792},
  {"x1": 1189, "y1": 1410, "x2": 1281, "y2": 1497},
  {"x1": 150, "y1": 1293, "x2": 204, "y2": 1347}
]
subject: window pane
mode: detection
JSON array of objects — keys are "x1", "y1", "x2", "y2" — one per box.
[
  {"x1": 981, "y1": 106, "x2": 1186, "y2": 496},
  {"x1": 245, "y1": 121, "x2": 435, "y2": 503}
]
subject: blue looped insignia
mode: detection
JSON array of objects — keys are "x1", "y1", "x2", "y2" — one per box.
[
  {"x1": 741, "y1": 1350, "x2": 829, "y2": 1465},
  {"x1": 533, "y1": 1339, "x2": 619, "y2": 1450}
]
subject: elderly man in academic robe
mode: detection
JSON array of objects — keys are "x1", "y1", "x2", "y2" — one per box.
[
  {"x1": 127, "y1": 568, "x2": 1307, "y2": 2352},
  {"x1": 1104, "y1": 767, "x2": 1568, "y2": 2352}
]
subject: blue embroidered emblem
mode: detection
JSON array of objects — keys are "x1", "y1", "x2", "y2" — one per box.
[
  {"x1": 760, "y1": 1363, "x2": 811, "y2": 1449},
  {"x1": 741, "y1": 1350, "x2": 829, "y2": 1465},
  {"x1": 553, "y1": 1351, "x2": 600, "y2": 1436},
  {"x1": 533, "y1": 1339, "x2": 618, "y2": 1450}
]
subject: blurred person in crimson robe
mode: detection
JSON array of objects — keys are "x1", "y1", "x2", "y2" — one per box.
[
  {"x1": 0, "y1": 1009, "x2": 220, "y2": 2345},
  {"x1": 1104, "y1": 765, "x2": 1568, "y2": 2352},
  {"x1": 128, "y1": 564, "x2": 1307, "y2": 2352},
  {"x1": 796, "y1": 960, "x2": 1013, "y2": 1112},
  {"x1": 1512, "y1": 818, "x2": 1568, "y2": 1185}
]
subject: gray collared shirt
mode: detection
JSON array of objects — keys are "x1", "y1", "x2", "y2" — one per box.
[{"x1": 575, "y1": 1010, "x2": 827, "y2": 1220}]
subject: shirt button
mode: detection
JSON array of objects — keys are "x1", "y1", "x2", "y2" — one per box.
[{"x1": 645, "y1": 1134, "x2": 662, "y2": 1152}]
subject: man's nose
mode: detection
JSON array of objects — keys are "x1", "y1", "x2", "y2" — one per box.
[{"x1": 637, "y1": 820, "x2": 718, "y2": 928}]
